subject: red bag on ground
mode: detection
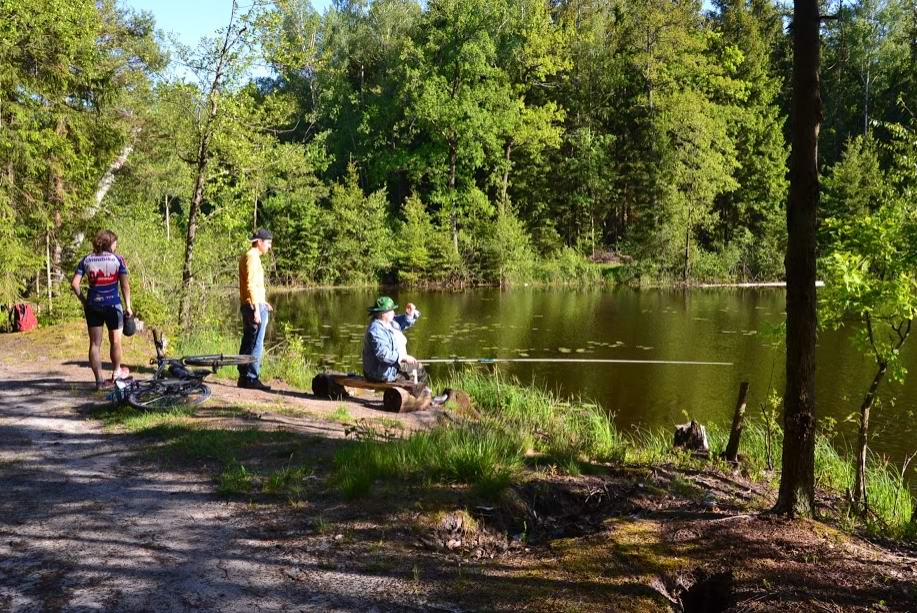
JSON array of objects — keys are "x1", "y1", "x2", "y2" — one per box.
[{"x1": 10, "y1": 303, "x2": 38, "y2": 332}]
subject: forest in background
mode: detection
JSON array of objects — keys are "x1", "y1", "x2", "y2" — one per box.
[{"x1": 3, "y1": 0, "x2": 917, "y2": 323}]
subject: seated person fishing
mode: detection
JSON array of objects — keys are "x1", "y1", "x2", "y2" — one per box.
[{"x1": 362, "y1": 296, "x2": 427, "y2": 384}]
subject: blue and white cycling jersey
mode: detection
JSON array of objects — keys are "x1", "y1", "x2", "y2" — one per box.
[{"x1": 75, "y1": 252, "x2": 128, "y2": 307}]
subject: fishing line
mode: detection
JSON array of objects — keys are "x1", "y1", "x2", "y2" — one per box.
[{"x1": 418, "y1": 358, "x2": 733, "y2": 366}]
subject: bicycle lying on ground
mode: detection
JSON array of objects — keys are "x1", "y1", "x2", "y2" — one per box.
[{"x1": 115, "y1": 329, "x2": 255, "y2": 411}]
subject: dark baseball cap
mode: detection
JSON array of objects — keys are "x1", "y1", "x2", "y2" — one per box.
[{"x1": 250, "y1": 228, "x2": 273, "y2": 241}]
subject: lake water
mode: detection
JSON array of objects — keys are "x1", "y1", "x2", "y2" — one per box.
[{"x1": 268, "y1": 287, "x2": 916, "y2": 486}]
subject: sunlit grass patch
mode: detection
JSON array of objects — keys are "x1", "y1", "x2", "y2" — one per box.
[
  {"x1": 625, "y1": 428, "x2": 682, "y2": 465},
  {"x1": 437, "y1": 369, "x2": 628, "y2": 468},
  {"x1": 327, "y1": 406, "x2": 353, "y2": 424},
  {"x1": 333, "y1": 424, "x2": 527, "y2": 499},
  {"x1": 814, "y1": 436, "x2": 854, "y2": 493},
  {"x1": 97, "y1": 405, "x2": 197, "y2": 433},
  {"x1": 218, "y1": 460, "x2": 316, "y2": 498},
  {"x1": 861, "y1": 454, "x2": 914, "y2": 539},
  {"x1": 333, "y1": 370, "x2": 628, "y2": 498},
  {"x1": 218, "y1": 462, "x2": 256, "y2": 495},
  {"x1": 173, "y1": 324, "x2": 317, "y2": 390}
]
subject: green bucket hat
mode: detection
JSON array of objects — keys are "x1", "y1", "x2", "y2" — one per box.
[{"x1": 368, "y1": 296, "x2": 398, "y2": 313}]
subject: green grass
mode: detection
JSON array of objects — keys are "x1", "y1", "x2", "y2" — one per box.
[
  {"x1": 439, "y1": 370, "x2": 628, "y2": 466},
  {"x1": 172, "y1": 324, "x2": 317, "y2": 390},
  {"x1": 333, "y1": 370, "x2": 628, "y2": 498},
  {"x1": 626, "y1": 428, "x2": 683, "y2": 465},
  {"x1": 334, "y1": 423, "x2": 526, "y2": 499},
  {"x1": 98, "y1": 405, "x2": 197, "y2": 432},
  {"x1": 860, "y1": 453, "x2": 914, "y2": 539},
  {"x1": 814, "y1": 436, "x2": 854, "y2": 493},
  {"x1": 669, "y1": 475, "x2": 705, "y2": 500},
  {"x1": 327, "y1": 406, "x2": 353, "y2": 424},
  {"x1": 329, "y1": 368, "x2": 915, "y2": 541},
  {"x1": 218, "y1": 462, "x2": 256, "y2": 495},
  {"x1": 218, "y1": 460, "x2": 316, "y2": 497}
]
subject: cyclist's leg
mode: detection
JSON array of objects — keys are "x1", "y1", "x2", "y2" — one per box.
[
  {"x1": 251, "y1": 304, "x2": 269, "y2": 379},
  {"x1": 106, "y1": 306, "x2": 125, "y2": 379},
  {"x1": 88, "y1": 325, "x2": 104, "y2": 385},
  {"x1": 85, "y1": 306, "x2": 105, "y2": 385}
]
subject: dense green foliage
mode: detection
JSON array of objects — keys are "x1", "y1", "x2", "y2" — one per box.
[
  {"x1": 2, "y1": 0, "x2": 917, "y2": 308},
  {"x1": 820, "y1": 124, "x2": 917, "y2": 510}
]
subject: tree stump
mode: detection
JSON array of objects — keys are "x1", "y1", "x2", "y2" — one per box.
[{"x1": 674, "y1": 420, "x2": 709, "y2": 455}]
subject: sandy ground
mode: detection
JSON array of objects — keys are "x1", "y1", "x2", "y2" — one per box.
[{"x1": 0, "y1": 359, "x2": 453, "y2": 612}]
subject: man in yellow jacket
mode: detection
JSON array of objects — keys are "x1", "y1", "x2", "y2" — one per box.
[{"x1": 238, "y1": 228, "x2": 273, "y2": 390}]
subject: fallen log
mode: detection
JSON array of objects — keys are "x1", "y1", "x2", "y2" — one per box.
[
  {"x1": 383, "y1": 387, "x2": 431, "y2": 413},
  {"x1": 310, "y1": 373, "x2": 349, "y2": 400}
]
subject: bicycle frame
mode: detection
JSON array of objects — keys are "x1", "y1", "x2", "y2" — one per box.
[
  {"x1": 150, "y1": 329, "x2": 208, "y2": 382},
  {"x1": 117, "y1": 331, "x2": 257, "y2": 410}
]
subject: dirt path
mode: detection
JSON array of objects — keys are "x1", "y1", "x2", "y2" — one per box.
[{"x1": 0, "y1": 362, "x2": 450, "y2": 612}]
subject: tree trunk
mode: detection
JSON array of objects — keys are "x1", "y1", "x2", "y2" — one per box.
[
  {"x1": 179, "y1": 127, "x2": 214, "y2": 327},
  {"x1": 854, "y1": 362, "x2": 886, "y2": 506},
  {"x1": 44, "y1": 232, "x2": 53, "y2": 314},
  {"x1": 94, "y1": 139, "x2": 135, "y2": 207},
  {"x1": 178, "y1": 0, "x2": 240, "y2": 329},
  {"x1": 72, "y1": 135, "x2": 138, "y2": 249},
  {"x1": 774, "y1": 0, "x2": 821, "y2": 518},
  {"x1": 164, "y1": 195, "x2": 170, "y2": 241},
  {"x1": 501, "y1": 140, "x2": 513, "y2": 205},
  {"x1": 448, "y1": 141, "x2": 458, "y2": 254},
  {"x1": 49, "y1": 120, "x2": 65, "y2": 286},
  {"x1": 51, "y1": 211, "x2": 63, "y2": 285},
  {"x1": 683, "y1": 227, "x2": 690, "y2": 284},
  {"x1": 723, "y1": 381, "x2": 750, "y2": 463}
]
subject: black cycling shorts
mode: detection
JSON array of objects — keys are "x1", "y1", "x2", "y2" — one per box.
[{"x1": 84, "y1": 305, "x2": 123, "y2": 331}]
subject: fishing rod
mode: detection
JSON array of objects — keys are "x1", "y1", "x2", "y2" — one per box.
[{"x1": 417, "y1": 358, "x2": 733, "y2": 366}]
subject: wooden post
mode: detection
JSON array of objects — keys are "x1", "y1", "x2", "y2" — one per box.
[
  {"x1": 165, "y1": 194, "x2": 170, "y2": 241},
  {"x1": 723, "y1": 381, "x2": 750, "y2": 463}
]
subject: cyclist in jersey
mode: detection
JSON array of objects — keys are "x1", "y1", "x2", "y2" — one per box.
[{"x1": 70, "y1": 229, "x2": 133, "y2": 389}]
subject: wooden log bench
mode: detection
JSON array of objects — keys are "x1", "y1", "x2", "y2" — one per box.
[{"x1": 311, "y1": 372, "x2": 431, "y2": 413}]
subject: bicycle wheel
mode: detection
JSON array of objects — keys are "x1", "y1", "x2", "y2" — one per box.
[
  {"x1": 127, "y1": 380, "x2": 212, "y2": 411},
  {"x1": 183, "y1": 354, "x2": 256, "y2": 367}
]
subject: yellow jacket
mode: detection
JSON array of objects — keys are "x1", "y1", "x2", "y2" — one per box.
[{"x1": 239, "y1": 247, "x2": 266, "y2": 305}]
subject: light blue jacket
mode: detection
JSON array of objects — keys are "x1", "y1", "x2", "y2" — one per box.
[{"x1": 362, "y1": 313, "x2": 418, "y2": 382}]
